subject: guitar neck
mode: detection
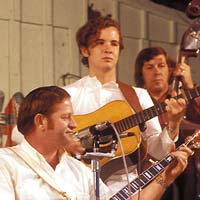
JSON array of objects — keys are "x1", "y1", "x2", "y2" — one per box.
[
  {"x1": 110, "y1": 154, "x2": 174, "y2": 199},
  {"x1": 114, "y1": 86, "x2": 200, "y2": 133},
  {"x1": 114, "y1": 101, "x2": 167, "y2": 133},
  {"x1": 110, "y1": 130, "x2": 200, "y2": 199}
]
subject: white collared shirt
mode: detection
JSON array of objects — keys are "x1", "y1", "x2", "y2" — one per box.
[{"x1": 0, "y1": 139, "x2": 111, "y2": 200}]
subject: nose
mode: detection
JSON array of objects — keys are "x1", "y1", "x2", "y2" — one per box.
[
  {"x1": 154, "y1": 65, "x2": 161, "y2": 73},
  {"x1": 103, "y1": 42, "x2": 112, "y2": 53},
  {"x1": 70, "y1": 117, "x2": 77, "y2": 129}
]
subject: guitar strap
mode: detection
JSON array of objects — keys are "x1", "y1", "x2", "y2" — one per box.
[
  {"x1": 117, "y1": 81, "x2": 146, "y2": 131},
  {"x1": 7, "y1": 147, "x2": 70, "y2": 200}
]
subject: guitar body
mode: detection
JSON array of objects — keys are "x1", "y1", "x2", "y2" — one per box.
[{"x1": 73, "y1": 100, "x2": 147, "y2": 168}]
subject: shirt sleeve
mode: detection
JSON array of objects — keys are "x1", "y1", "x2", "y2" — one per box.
[
  {"x1": 99, "y1": 179, "x2": 113, "y2": 200},
  {"x1": 186, "y1": 97, "x2": 200, "y2": 123},
  {"x1": 0, "y1": 163, "x2": 16, "y2": 199},
  {"x1": 133, "y1": 87, "x2": 174, "y2": 160}
]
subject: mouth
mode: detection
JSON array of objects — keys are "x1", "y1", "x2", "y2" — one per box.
[
  {"x1": 153, "y1": 78, "x2": 163, "y2": 82},
  {"x1": 65, "y1": 131, "x2": 73, "y2": 136},
  {"x1": 102, "y1": 57, "x2": 113, "y2": 61}
]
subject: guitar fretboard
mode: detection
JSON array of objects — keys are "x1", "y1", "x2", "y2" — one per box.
[
  {"x1": 114, "y1": 102, "x2": 166, "y2": 133},
  {"x1": 110, "y1": 154, "x2": 174, "y2": 199},
  {"x1": 114, "y1": 86, "x2": 200, "y2": 133}
]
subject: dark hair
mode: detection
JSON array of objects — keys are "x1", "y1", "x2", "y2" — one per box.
[
  {"x1": 17, "y1": 86, "x2": 70, "y2": 134},
  {"x1": 76, "y1": 15, "x2": 124, "y2": 66},
  {"x1": 134, "y1": 47, "x2": 168, "y2": 87}
]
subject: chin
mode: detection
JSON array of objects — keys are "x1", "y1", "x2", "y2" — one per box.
[
  {"x1": 102, "y1": 65, "x2": 114, "y2": 72},
  {"x1": 153, "y1": 87, "x2": 164, "y2": 93}
]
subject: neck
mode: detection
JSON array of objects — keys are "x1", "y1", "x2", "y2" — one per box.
[
  {"x1": 89, "y1": 67, "x2": 116, "y2": 84},
  {"x1": 25, "y1": 134, "x2": 60, "y2": 169},
  {"x1": 43, "y1": 151, "x2": 59, "y2": 169},
  {"x1": 149, "y1": 86, "x2": 169, "y2": 102}
]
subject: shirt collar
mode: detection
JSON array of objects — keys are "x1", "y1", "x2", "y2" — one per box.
[
  {"x1": 86, "y1": 75, "x2": 119, "y2": 89},
  {"x1": 19, "y1": 138, "x2": 67, "y2": 164}
]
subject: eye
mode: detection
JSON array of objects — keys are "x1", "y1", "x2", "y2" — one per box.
[
  {"x1": 159, "y1": 63, "x2": 167, "y2": 68},
  {"x1": 61, "y1": 114, "x2": 70, "y2": 121},
  {"x1": 111, "y1": 41, "x2": 120, "y2": 47},
  {"x1": 95, "y1": 39, "x2": 104, "y2": 45},
  {"x1": 145, "y1": 64, "x2": 153, "y2": 69}
]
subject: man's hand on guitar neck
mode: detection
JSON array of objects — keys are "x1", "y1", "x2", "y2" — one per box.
[
  {"x1": 130, "y1": 145, "x2": 193, "y2": 200},
  {"x1": 162, "y1": 145, "x2": 193, "y2": 186},
  {"x1": 165, "y1": 97, "x2": 186, "y2": 140}
]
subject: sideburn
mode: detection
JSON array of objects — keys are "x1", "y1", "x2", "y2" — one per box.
[{"x1": 47, "y1": 116, "x2": 55, "y2": 129}]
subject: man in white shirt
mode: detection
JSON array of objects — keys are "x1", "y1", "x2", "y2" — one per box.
[
  {"x1": 63, "y1": 15, "x2": 187, "y2": 193},
  {"x1": 0, "y1": 86, "x2": 110, "y2": 200},
  {"x1": 0, "y1": 85, "x2": 193, "y2": 200}
]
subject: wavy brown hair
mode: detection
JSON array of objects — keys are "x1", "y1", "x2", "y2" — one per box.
[{"x1": 76, "y1": 15, "x2": 124, "y2": 66}]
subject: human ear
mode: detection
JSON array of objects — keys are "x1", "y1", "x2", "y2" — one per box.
[
  {"x1": 80, "y1": 47, "x2": 89, "y2": 57},
  {"x1": 34, "y1": 113, "x2": 46, "y2": 130}
]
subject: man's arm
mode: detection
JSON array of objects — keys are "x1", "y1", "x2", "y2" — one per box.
[
  {"x1": 165, "y1": 97, "x2": 186, "y2": 140},
  {"x1": 131, "y1": 145, "x2": 193, "y2": 200},
  {"x1": 173, "y1": 57, "x2": 200, "y2": 124},
  {"x1": 0, "y1": 164, "x2": 16, "y2": 199}
]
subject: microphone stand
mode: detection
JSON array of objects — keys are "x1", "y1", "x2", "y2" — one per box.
[
  {"x1": 82, "y1": 137, "x2": 117, "y2": 200},
  {"x1": 92, "y1": 138, "x2": 101, "y2": 200}
]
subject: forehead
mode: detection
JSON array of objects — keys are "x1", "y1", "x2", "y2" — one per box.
[
  {"x1": 51, "y1": 99, "x2": 73, "y2": 114},
  {"x1": 144, "y1": 54, "x2": 167, "y2": 65},
  {"x1": 99, "y1": 26, "x2": 120, "y2": 40},
  {"x1": 100, "y1": 26, "x2": 119, "y2": 36},
  {"x1": 88, "y1": 26, "x2": 120, "y2": 47}
]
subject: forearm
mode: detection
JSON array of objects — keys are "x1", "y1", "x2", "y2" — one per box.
[
  {"x1": 165, "y1": 97, "x2": 186, "y2": 140},
  {"x1": 147, "y1": 128, "x2": 174, "y2": 160},
  {"x1": 130, "y1": 177, "x2": 167, "y2": 200},
  {"x1": 166, "y1": 121, "x2": 180, "y2": 141}
]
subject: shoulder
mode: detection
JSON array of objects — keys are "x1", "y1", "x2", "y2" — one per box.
[
  {"x1": 0, "y1": 144, "x2": 24, "y2": 164},
  {"x1": 63, "y1": 76, "x2": 88, "y2": 90},
  {"x1": 132, "y1": 86, "x2": 154, "y2": 109},
  {"x1": 62, "y1": 76, "x2": 88, "y2": 96},
  {"x1": 0, "y1": 147, "x2": 13, "y2": 158},
  {"x1": 132, "y1": 86, "x2": 149, "y2": 96},
  {"x1": 0, "y1": 147, "x2": 17, "y2": 170}
]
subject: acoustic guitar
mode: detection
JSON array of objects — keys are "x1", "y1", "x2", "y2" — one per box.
[
  {"x1": 109, "y1": 130, "x2": 200, "y2": 199},
  {"x1": 73, "y1": 85, "x2": 200, "y2": 170}
]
